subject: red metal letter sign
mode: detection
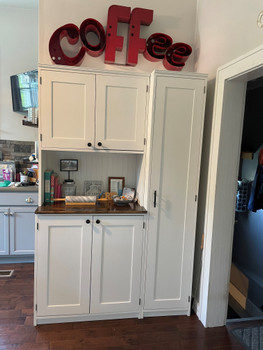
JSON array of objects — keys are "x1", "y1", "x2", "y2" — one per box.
[
  {"x1": 144, "y1": 33, "x2": 173, "y2": 62},
  {"x1": 163, "y1": 42, "x2": 192, "y2": 71},
  {"x1": 80, "y1": 18, "x2": 106, "y2": 57},
  {"x1": 127, "y1": 8, "x2": 153, "y2": 66},
  {"x1": 49, "y1": 24, "x2": 85, "y2": 66},
  {"x1": 104, "y1": 5, "x2": 131, "y2": 64}
]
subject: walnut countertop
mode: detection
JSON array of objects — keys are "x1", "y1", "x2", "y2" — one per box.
[{"x1": 35, "y1": 201, "x2": 147, "y2": 215}]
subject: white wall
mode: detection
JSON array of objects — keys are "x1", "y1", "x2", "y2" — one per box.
[
  {"x1": 195, "y1": 0, "x2": 263, "y2": 79},
  {"x1": 39, "y1": 0, "x2": 197, "y2": 73},
  {"x1": 0, "y1": 2, "x2": 38, "y2": 141}
]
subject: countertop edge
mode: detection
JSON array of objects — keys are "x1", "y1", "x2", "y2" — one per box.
[{"x1": 35, "y1": 202, "x2": 147, "y2": 215}]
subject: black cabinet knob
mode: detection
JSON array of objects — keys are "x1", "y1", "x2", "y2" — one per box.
[
  {"x1": 97, "y1": 142, "x2": 102, "y2": 147},
  {"x1": 87, "y1": 142, "x2": 92, "y2": 147},
  {"x1": 86, "y1": 219, "x2": 90, "y2": 224},
  {"x1": 96, "y1": 219, "x2": 100, "y2": 224}
]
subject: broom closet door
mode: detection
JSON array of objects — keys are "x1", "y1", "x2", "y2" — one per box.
[{"x1": 144, "y1": 73, "x2": 206, "y2": 313}]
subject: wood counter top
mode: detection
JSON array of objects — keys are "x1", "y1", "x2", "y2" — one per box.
[{"x1": 35, "y1": 201, "x2": 147, "y2": 215}]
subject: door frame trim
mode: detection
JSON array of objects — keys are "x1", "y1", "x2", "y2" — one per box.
[{"x1": 198, "y1": 45, "x2": 263, "y2": 327}]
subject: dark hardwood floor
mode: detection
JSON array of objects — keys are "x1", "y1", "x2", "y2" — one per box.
[{"x1": 0, "y1": 263, "x2": 251, "y2": 349}]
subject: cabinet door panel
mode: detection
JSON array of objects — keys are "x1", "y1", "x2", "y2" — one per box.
[
  {"x1": 91, "y1": 216, "x2": 143, "y2": 314},
  {"x1": 36, "y1": 216, "x2": 92, "y2": 316},
  {"x1": 145, "y1": 76, "x2": 206, "y2": 311},
  {"x1": 10, "y1": 207, "x2": 36, "y2": 255},
  {"x1": 96, "y1": 75, "x2": 147, "y2": 151},
  {"x1": 0, "y1": 208, "x2": 9, "y2": 255},
  {"x1": 40, "y1": 70, "x2": 95, "y2": 149}
]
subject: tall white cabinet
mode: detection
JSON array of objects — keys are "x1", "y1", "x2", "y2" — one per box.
[
  {"x1": 35, "y1": 66, "x2": 207, "y2": 324},
  {"x1": 144, "y1": 72, "x2": 207, "y2": 315}
]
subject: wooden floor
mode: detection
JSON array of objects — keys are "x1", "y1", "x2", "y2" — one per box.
[{"x1": 0, "y1": 263, "x2": 254, "y2": 350}]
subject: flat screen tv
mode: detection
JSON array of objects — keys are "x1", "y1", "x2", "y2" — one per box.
[{"x1": 10, "y1": 69, "x2": 38, "y2": 112}]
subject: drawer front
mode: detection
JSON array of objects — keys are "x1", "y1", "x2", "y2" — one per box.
[{"x1": 0, "y1": 192, "x2": 38, "y2": 206}]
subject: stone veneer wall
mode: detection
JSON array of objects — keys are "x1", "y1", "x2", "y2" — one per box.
[{"x1": 0, "y1": 139, "x2": 35, "y2": 161}]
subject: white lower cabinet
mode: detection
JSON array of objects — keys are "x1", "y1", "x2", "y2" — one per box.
[
  {"x1": 35, "y1": 215, "x2": 144, "y2": 322},
  {"x1": 36, "y1": 216, "x2": 92, "y2": 317},
  {"x1": 90, "y1": 216, "x2": 144, "y2": 314}
]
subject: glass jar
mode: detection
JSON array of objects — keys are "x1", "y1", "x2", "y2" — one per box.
[{"x1": 61, "y1": 180, "x2": 76, "y2": 197}]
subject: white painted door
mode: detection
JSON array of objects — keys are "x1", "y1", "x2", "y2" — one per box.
[
  {"x1": 10, "y1": 207, "x2": 36, "y2": 255},
  {"x1": 40, "y1": 70, "x2": 95, "y2": 150},
  {"x1": 0, "y1": 208, "x2": 9, "y2": 255},
  {"x1": 90, "y1": 216, "x2": 144, "y2": 314},
  {"x1": 144, "y1": 74, "x2": 206, "y2": 312},
  {"x1": 96, "y1": 74, "x2": 148, "y2": 151},
  {"x1": 36, "y1": 216, "x2": 92, "y2": 316}
]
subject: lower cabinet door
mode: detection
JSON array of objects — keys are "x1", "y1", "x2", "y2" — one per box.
[
  {"x1": 10, "y1": 207, "x2": 37, "y2": 255},
  {"x1": 36, "y1": 216, "x2": 92, "y2": 316},
  {"x1": 90, "y1": 216, "x2": 144, "y2": 314},
  {"x1": 0, "y1": 208, "x2": 9, "y2": 255}
]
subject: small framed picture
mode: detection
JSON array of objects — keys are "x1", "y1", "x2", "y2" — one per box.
[
  {"x1": 122, "y1": 187, "x2": 136, "y2": 201},
  {"x1": 60, "y1": 159, "x2": 78, "y2": 172},
  {"x1": 108, "y1": 177, "x2": 125, "y2": 195}
]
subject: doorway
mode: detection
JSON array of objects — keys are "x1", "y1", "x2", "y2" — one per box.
[
  {"x1": 198, "y1": 45, "x2": 263, "y2": 328},
  {"x1": 228, "y1": 77, "x2": 263, "y2": 320}
]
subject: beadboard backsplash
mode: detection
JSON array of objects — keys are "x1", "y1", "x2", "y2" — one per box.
[
  {"x1": 0, "y1": 139, "x2": 35, "y2": 161},
  {"x1": 43, "y1": 150, "x2": 145, "y2": 198}
]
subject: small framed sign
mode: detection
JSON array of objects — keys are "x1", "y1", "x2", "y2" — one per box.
[
  {"x1": 60, "y1": 159, "x2": 78, "y2": 182},
  {"x1": 60, "y1": 159, "x2": 78, "y2": 172},
  {"x1": 108, "y1": 177, "x2": 125, "y2": 195}
]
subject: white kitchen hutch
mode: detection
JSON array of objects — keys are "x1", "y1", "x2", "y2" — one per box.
[{"x1": 34, "y1": 65, "x2": 207, "y2": 325}]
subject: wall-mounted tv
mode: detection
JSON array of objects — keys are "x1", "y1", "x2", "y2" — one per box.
[{"x1": 10, "y1": 69, "x2": 38, "y2": 112}]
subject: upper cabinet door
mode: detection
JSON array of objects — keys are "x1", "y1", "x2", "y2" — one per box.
[
  {"x1": 40, "y1": 70, "x2": 95, "y2": 150},
  {"x1": 95, "y1": 75, "x2": 148, "y2": 152},
  {"x1": 144, "y1": 74, "x2": 207, "y2": 312}
]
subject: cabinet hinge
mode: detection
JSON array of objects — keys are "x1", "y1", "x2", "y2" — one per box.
[
  {"x1": 37, "y1": 222, "x2": 39, "y2": 230},
  {"x1": 35, "y1": 304, "x2": 37, "y2": 311},
  {"x1": 139, "y1": 298, "x2": 142, "y2": 305},
  {"x1": 144, "y1": 138, "x2": 147, "y2": 145},
  {"x1": 40, "y1": 76, "x2": 42, "y2": 85},
  {"x1": 40, "y1": 134, "x2": 42, "y2": 142},
  {"x1": 143, "y1": 222, "x2": 146, "y2": 229},
  {"x1": 195, "y1": 195, "x2": 198, "y2": 202},
  {"x1": 146, "y1": 85, "x2": 149, "y2": 92},
  {"x1": 188, "y1": 296, "x2": 191, "y2": 303}
]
